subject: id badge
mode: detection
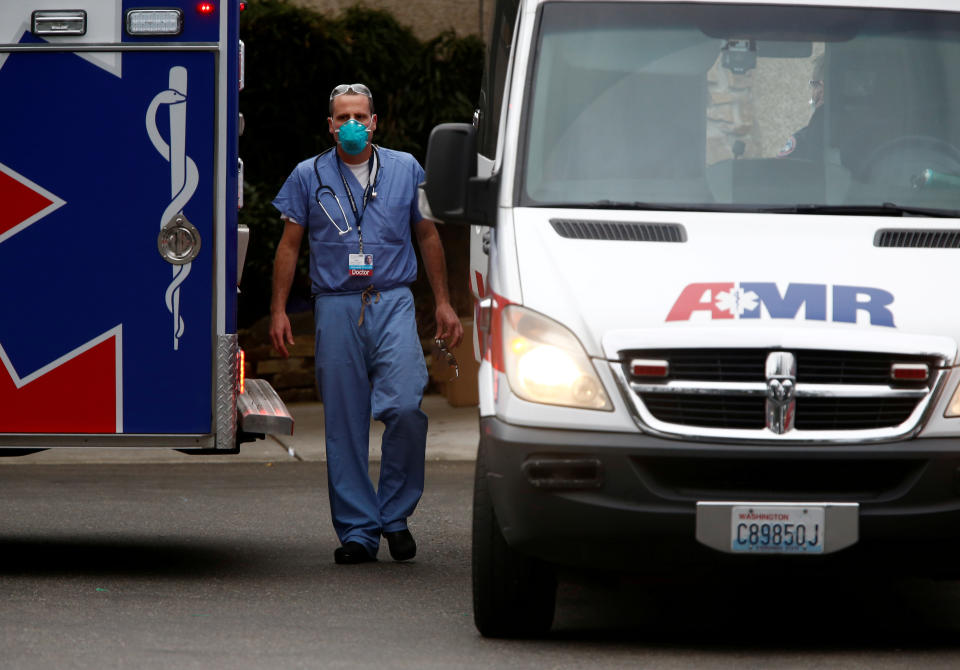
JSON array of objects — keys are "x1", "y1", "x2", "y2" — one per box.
[{"x1": 348, "y1": 253, "x2": 373, "y2": 277}]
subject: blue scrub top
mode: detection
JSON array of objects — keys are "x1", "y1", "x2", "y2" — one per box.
[{"x1": 272, "y1": 147, "x2": 424, "y2": 295}]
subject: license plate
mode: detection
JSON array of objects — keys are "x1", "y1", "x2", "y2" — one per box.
[{"x1": 731, "y1": 505, "x2": 824, "y2": 554}]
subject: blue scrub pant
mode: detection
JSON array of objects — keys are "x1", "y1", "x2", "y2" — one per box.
[{"x1": 314, "y1": 286, "x2": 428, "y2": 556}]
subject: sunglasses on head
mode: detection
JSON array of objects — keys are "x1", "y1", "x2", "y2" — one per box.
[{"x1": 330, "y1": 83, "x2": 372, "y2": 100}]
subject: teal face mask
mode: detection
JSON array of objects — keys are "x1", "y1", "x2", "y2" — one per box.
[{"x1": 337, "y1": 119, "x2": 370, "y2": 155}]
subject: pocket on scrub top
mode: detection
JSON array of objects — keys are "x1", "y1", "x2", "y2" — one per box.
[
  {"x1": 308, "y1": 198, "x2": 352, "y2": 241},
  {"x1": 367, "y1": 195, "x2": 413, "y2": 244}
]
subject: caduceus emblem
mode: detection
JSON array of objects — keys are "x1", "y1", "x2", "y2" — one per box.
[{"x1": 146, "y1": 66, "x2": 199, "y2": 351}]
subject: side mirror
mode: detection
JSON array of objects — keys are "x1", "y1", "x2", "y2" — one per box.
[{"x1": 422, "y1": 123, "x2": 496, "y2": 226}]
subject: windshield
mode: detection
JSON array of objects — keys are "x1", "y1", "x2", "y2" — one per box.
[{"x1": 520, "y1": 3, "x2": 960, "y2": 214}]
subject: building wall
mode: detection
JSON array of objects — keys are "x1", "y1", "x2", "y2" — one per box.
[
  {"x1": 707, "y1": 45, "x2": 824, "y2": 164},
  {"x1": 290, "y1": 0, "x2": 493, "y2": 41}
]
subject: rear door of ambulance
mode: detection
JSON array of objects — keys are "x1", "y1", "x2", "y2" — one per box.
[{"x1": 0, "y1": 2, "x2": 238, "y2": 449}]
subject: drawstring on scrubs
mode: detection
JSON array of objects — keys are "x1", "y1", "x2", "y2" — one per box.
[{"x1": 358, "y1": 284, "x2": 380, "y2": 326}]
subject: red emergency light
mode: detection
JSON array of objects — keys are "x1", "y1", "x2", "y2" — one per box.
[
  {"x1": 631, "y1": 359, "x2": 669, "y2": 378},
  {"x1": 197, "y1": 2, "x2": 216, "y2": 15},
  {"x1": 890, "y1": 363, "x2": 929, "y2": 382}
]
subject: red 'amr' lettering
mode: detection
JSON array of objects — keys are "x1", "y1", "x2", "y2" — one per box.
[{"x1": 666, "y1": 283, "x2": 735, "y2": 321}]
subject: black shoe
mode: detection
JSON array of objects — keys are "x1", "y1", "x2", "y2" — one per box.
[
  {"x1": 334, "y1": 541, "x2": 376, "y2": 565},
  {"x1": 382, "y1": 529, "x2": 416, "y2": 561}
]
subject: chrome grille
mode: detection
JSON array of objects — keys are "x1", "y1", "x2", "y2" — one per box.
[
  {"x1": 795, "y1": 397, "x2": 919, "y2": 430},
  {"x1": 632, "y1": 349, "x2": 934, "y2": 385},
  {"x1": 617, "y1": 348, "x2": 944, "y2": 439},
  {"x1": 641, "y1": 395, "x2": 762, "y2": 429}
]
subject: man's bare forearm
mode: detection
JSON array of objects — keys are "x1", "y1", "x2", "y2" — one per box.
[
  {"x1": 271, "y1": 244, "x2": 297, "y2": 315},
  {"x1": 415, "y1": 220, "x2": 452, "y2": 307},
  {"x1": 271, "y1": 220, "x2": 304, "y2": 316},
  {"x1": 415, "y1": 219, "x2": 463, "y2": 346}
]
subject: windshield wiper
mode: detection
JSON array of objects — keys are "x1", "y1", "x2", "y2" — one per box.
[
  {"x1": 760, "y1": 203, "x2": 959, "y2": 218},
  {"x1": 537, "y1": 200, "x2": 716, "y2": 212}
]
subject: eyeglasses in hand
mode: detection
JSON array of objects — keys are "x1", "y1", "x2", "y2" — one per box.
[{"x1": 434, "y1": 338, "x2": 459, "y2": 381}]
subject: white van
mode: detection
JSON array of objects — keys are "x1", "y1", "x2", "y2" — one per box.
[{"x1": 424, "y1": 0, "x2": 960, "y2": 637}]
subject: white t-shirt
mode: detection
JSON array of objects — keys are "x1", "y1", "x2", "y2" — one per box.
[{"x1": 345, "y1": 151, "x2": 378, "y2": 191}]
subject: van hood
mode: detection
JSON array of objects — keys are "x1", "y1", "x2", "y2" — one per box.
[{"x1": 510, "y1": 208, "x2": 959, "y2": 363}]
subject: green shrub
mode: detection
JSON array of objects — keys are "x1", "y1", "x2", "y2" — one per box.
[{"x1": 238, "y1": 0, "x2": 483, "y2": 328}]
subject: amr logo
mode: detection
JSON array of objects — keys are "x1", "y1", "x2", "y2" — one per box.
[
  {"x1": 666, "y1": 282, "x2": 896, "y2": 327},
  {"x1": 147, "y1": 66, "x2": 199, "y2": 350}
]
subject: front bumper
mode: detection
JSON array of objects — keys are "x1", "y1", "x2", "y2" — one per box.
[{"x1": 482, "y1": 416, "x2": 960, "y2": 573}]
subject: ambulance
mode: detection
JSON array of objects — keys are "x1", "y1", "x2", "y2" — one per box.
[
  {"x1": 0, "y1": 2, "x2": 291, "y2": 454},
  {"x1": 423, "y1": 0, "x2": 960, "y2": 637}
]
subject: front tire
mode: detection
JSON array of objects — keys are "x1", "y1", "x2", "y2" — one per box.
[{"x1": 472, "y1": 444, "x2": 557, "y2": 638}]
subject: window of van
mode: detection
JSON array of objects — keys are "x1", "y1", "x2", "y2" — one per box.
[
  {"x1": 478, "y1": 0, "x2": 520, "y2": 158},
  {"x1": 519, "y1": 2, "x2": 960, "y2": 215}
]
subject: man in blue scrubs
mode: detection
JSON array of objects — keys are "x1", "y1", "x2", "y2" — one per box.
[{"x1": 270, "y1": 83, "x2": 463, "y2": 564}]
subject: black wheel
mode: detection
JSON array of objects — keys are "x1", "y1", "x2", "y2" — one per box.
[{"x1": 472, "y1": 444, "x2": 557, "y2": 638}]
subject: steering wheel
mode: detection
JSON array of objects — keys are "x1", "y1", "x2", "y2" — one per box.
[{"x1": 858, "y1": 135, "x2": 960, "y2": 186}]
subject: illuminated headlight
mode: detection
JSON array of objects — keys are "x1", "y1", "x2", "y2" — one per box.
[
  {"x1": 126, "y1": 10, "x2": 183, "y2": 36},
  {"x1": 502, "y1": 306, "x2": 612, "y2": 411},
  {"x1": 946, "y1": 380, "x2": 960, "y2": 417}
]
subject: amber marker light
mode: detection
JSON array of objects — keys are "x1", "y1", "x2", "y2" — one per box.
[{"x1": 238, "y1": 349, "x2": 246, "y2": 395}]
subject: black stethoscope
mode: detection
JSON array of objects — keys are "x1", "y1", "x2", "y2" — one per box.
[{"x1": 313, "y1": 146, "x2": 381, "y2": 248}]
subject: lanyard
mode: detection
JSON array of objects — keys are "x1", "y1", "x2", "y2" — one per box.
[{"x1": 335, "y1": 150, "x2": 376, "y2": 254}]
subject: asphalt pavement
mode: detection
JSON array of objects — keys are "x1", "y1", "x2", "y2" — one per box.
[
  {"x1": 1, "y1": 394, "x2": 479, "y2": 465},
  {"x1": 8, "y1": 400, "x2": 960, "y2": 667},
  {"x1": 5, "y1": 462, "x2": 960, "y2": 669}
]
